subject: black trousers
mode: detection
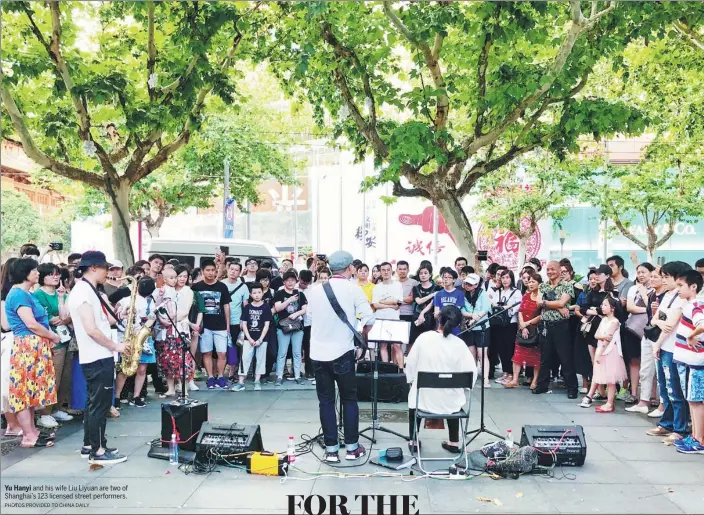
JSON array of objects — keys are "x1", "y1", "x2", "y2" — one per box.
[
  {"x1": 302, "y1": 325, "x2": 313, "y2": 377},
  {"x1": 408, "y1": 409, "x2": 460, "y2": 442},
  {"x1": 82, "y1": 357, "x2": 114, "y2": 453},
  {"x1": 494, "y1": 323, "x2": 518, "y2": 375},
  {"x1": 265, "y1": 328, "x2": 278, "y2": 376},
  {"x1": 537, "y1": 320, "x2": 577, "y2": 392}
]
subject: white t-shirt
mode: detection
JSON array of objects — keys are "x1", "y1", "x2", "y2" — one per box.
[
  {"x1": 372, "y1": 281, "x2": 404, "y2": 320},
  {"x1": 68, "y1": 280, "x2": 114, "y2": 365},
  {"x1": 405, "y1": 330, "x2": 477, "y2": 414},
  {"x1": 307, "y1": 278, "x2": 375, "y2": 362},
  {"x1": 659, "y1": 290, "x2": 687, "y2": 353},
  {"x1": 496, "y1": 287, "x2": 522, "y2": 323}
]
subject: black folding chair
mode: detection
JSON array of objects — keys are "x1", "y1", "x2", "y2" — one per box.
[{"x1": 413, "y1": 371, "x2": 474, "y2": 474}]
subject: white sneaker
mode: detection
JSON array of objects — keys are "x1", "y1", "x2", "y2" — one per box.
[
  {"x1": 188, "y1": 380, "x2": 200, "y2": 391},
  {"x1": 37, "y1": 415, "x2": 59, "y2": 428},
  {"x1": 648, "y1": 408, "x2": 664, "y2": 418},
  {"x1": 579, "y1": 387, "x2": 588, "y2": 394},
  {"x1": 625, "y1": 404, "x2": 649, "y2": 414},
  {"x1": 52, "y1": 410, "x2": 73, "y2": 422}
]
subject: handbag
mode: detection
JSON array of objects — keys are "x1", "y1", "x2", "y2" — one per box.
[
  {"x1": 516, "y1": 303, "x2": 541, "y2": 348},
  {"x1": 278, "y1": 316, "x2": 303, "y2": 334},
  {"x1": 580, "y1": 316, "x2": 595, "y2": 337},
  {"x1": 643, "y1": 293, "x2": 677, "y2": 342},
  {"x1": 625, "y1": 289, "x2": 652, "y2": 339}
]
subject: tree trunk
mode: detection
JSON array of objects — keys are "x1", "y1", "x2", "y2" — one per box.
[
  {"x1": 110, "y1": 180, "x2": 135, "y2": 266},
  {"x1": 146, "y1": 223, "x2": 161, "y2": 239},
  {"x1": 436, "y1": 193, "x2": 477, "y2": 259},
  {"x1": 647, "y1": 248, "x2": 655, "y2": 264}
]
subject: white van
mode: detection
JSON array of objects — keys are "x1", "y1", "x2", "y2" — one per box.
[{"x1": 147, "y1": 238, "x2": 279, "y2": 268}]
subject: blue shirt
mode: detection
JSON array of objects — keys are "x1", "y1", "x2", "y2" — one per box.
[
  {"x1": 433, "y1": 288, "x2": 467, "y2": 335},
  {"x1": 464, "y1": 289, "x2": 491, "y2": 332},
  {"x1": 5, "y1": 287, "x2": 51, "y2": 336},
  {"x1": 222, "y1": 280, "x2": 249, "y2": 324}
]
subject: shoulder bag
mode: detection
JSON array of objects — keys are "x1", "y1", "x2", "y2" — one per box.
[
  {"x1": 643, "y1": 293, "x2": 677, "y2": 342},
  {"x1": 490, "y1": 288, "x2": 518, "y2": 328},
  {"x1": 322, "y1": 282, "x2": 367, "y2": 358},
  {"x1": 625, "y1": 288, "x2": 652, "y2": 339},
  {"x1": 516, "y1": 298, "x2": 542, "y2": 348},
  {"x1": 276, "y1": 290, "x2": 303, "y2": 334}
]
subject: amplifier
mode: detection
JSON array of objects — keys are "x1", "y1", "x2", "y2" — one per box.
[
  {"x1": 520, "y1": 425, "x2": 587, "y2": 467},
  {"x1": 195, "y1": 422, "x2": 264, "y2": 465},
  {"x1": 160, "y1": 400, "x2": 208, "y2": 452}
]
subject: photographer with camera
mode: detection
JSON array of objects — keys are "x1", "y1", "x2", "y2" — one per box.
[{"x1": 533, "y1": 261, "x2": 578, "y2": 399}]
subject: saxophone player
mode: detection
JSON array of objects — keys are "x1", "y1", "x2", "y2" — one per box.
[
  {"x1": 114, "y1": 277, "x2": 158, "y2": 408},
  {"x1": 67, "y1": 251, "x2": 127, "y2": 465}
]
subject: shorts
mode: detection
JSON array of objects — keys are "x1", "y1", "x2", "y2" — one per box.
[
  {"x1": 200, "y1": 329, "x2": 228, "y2": 354},
  {"x1": 462, "y1": 330, "x2": 488, "y2": 348},
  {"x1": 678, "y1": 363, "x2": 704, "y2": 402}
]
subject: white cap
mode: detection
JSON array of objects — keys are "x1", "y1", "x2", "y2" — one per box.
[
  {"x1": 463, "y1": 273, "x2": 480, "y2": 286},
  {"x1": 109, "y1": 259, "x2": 124, "y2": 269}
]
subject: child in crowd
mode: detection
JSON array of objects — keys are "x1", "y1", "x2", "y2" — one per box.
[
  {"x1": 231, "y1": 283, "x2": 272, "y2": 392},
  {"x1": 672, "y1": 270, "x2": 704, "y2": 454},
  {"x1": 580, "y1": 296, "x2": 627, "y2": 412}
]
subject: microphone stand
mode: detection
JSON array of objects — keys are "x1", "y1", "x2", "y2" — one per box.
[
  {"x1": 460, "y1": 301, "x2": 521, "y2": 445},
  {"x1": 152, "y1": 295, "x2": 197, "y2": 405}
]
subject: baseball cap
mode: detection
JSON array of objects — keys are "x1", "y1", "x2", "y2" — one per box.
[
  {"x1": 328, "y1": 250, "x2": 354, "y2": 272},
  {"x1": 596, "y1": 264, "x2": 612, "y2": 276},
  {"x1": 77, "y1": 251, "x2": 112, "y2": 268},
  {"x1": 109, "y1": 259, "x2": 124, "y2": 270},
  {"x1": 463, "y1": 273, "x2": 481, "y2": 286}
]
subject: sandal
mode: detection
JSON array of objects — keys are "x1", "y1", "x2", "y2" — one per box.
[
  {"x1": 595, "y1": 404, "x2": 614, "y2": 413},
  {"x1": 408, "y1": 441, "x2": 422, "y2": 453},
  {"x1": 4, "y1": 430, "x2": 23, "y2": 437},
  {"x1": 646, "y1": 426, "x2": 671, "y2": 437},
  {"x1": 441, "y1": 442, "x2": 461, "y2": 454},
  {"x1": 21, "y1": 437, "x2": 55, "y2": 448},
  {"x1": 503, "y1": 382, "x2": 519, "y2": 389}
]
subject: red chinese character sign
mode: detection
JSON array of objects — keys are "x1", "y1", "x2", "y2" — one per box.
[
  {"x1": 398, "y1": 206, "x2": 454, "y2": 257},
  {"x1": 476, "y1": 217, "x2": 541, "y2": 270}
]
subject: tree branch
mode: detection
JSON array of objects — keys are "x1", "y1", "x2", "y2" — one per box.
[
  {"x1": 674, "y1": 20, "x2": 704, "y2": 53},
  {"x1": 475, "y1": 28, "x2": 492, "y2": 138},
  {"x1": 457, "y1": 143, "x2": 539, "y2": 197},
  {"x1": 462, "y1": 0, "x2": 605, "y2": 157},
  {"x1": 611, "y1": 215, "x2": 647, "y2": 252},
  {"x1": 392, "y1": 181, "x2": 430, "y2": 200},
  {"x1": 383, "y1": 1, "x2": 448, "y2": 130},
  {"x1": 21, "y1": 5, "x2": 51, "y2": 55},
  {"x1": 147, "y1": 1, "x2": 157, "y2": 102},
  {"x1": 321, "y1": 22, "x2": 387, "y2": 157},
  {"x1": 654, "y1": 216, "x2": 676, "y2": 249},
  {"x1": 1, "y1": 82, "x2": 104, "y2": 189}
]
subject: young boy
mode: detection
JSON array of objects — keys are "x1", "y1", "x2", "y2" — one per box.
[
  {"x1": 672, "y1": 270, "x2": 704, "y2": 454},
  {"x1": 231, "y1": 282, "x2": 272, "y2": 392}
]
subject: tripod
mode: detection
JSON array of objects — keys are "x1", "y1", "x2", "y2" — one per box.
[
  {"x1": 359, "y1": 320, "x2": 411, "y2": 444},
  {"x1": 459, "y1": 302, "x2": 520, "y2": 445}
]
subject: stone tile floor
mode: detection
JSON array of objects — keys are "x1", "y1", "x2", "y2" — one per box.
[{"x1": 1, "y1": 379, "x2": 702, "y2": 514}]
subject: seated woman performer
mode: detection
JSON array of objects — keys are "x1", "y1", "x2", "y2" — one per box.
[{"x1": 405, "y1": 305, "x2": 477, "y2": 454}]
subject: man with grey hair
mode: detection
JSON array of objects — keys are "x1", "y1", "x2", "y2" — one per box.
[{"x1": 306, "y1": 250, "x2": 375, "y2": 463}]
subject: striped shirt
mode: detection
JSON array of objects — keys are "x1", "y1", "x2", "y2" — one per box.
[{"x1": 673, "y1": 300, "x2": 704, "y2": 368}]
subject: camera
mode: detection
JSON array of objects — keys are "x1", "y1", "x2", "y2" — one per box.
[
  {"x1": 156, "y1": 306, "x2": 168, "y2": 316},
  {"x1": 316, "y1": 254, "x2": 328, "y2": 262},
  {"x1": 477, "y1": 250, "x2": 488, "y2": 261},
  {"x1": 49, "y1": 242, "x2": 64, "y2": 251}
]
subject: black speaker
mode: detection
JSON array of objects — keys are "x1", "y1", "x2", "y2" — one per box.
[
  {"x1": 356, "y1": 371, "x2": 409, "y2": 403},
  {"x1": 161, "y1": 400, "x2": 208, "y2": 452},
  {"x1": 356, "y1": 360, "x2": 400, "y2": 374}
]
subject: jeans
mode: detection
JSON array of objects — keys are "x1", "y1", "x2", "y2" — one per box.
[
  {"x1": 313, "y1": 350, "x2": 359, "y2": 453},
  {"x1": 82, "y1": 358, "x2": 114, "y2": 453},
  {"x1": 537, "y1": 320, "x2": 578, "y2": 392},
  {"x1": 639, "y1": 337, "x2": 658, "y2": 403},
  {"x1": 655, "y1": 350, "x2": 689, "y2": 434},
  {"x1": 276, "y1": 329, "x2": 303, "y2": 379}
]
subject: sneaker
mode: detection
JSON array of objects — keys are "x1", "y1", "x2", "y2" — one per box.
[
  {"x1": 616, "y1": 387, "x2": 629, "y2": 401},
  {"x1": 132, "y1": 397, "x2": 146, "y2": 408},
  {"x1": 295, "y1": 377, "x2": 306, "y2": 385},
  {"x1": 579, "y1": 387, "x2": 588, "y2": 394},
  {"x1": 37, "y1": 415, "x2": 59, "y2": 428},
  {"x1": 648, "y1": 408, "x2": 664, "y2": 418},
  {"x1": 593, "y1": 392, "x2": 605, "y2": 401},
  {"x1": 275, "y1": 378, "x2": 283, "y2": 387},
  {"x1": 230, "y1": 383, "x2": 245, "y2": 392},
  {"x1": 52, "y1": 410, "x2": 73, "y2": 422},
  {"x1": 625, "y1": 404, "x2": 649, "y2": 414},
  {"x1": 88, "y1": 450, "x2": 127, "y2": 465},
  {"x1": 324, "y1": 451, "x2": 340, "y2": 463},
  {"x1": 623, "y1": 393, "x2": 638, "y2": 404},
  {"x1": 119, "y1": 398, "x2": 130, "y2": 404},
  {"x1": 495, "y1": 375, "x2": 510, "y2": 385},
  {"x1": 194, "y1": 369, "x2": 206, "y2": 381},
  {"x1": 188, "y1": 380, "x2": 200, "y2": 391},
  {"x1": 311, "y1": 378, "x2": 316, "y2": 385},
  {"x1": 81, "y1": 446, "x2": 118, "y2": 459},
  {"x1": 254, "y1": 382, "x2": 262, "y2": 391},
  {"x1": 216, "y1": 376, "x2": 228, "y2": 389},
  {"x1": 675, "y1": 437, "x2": 704, "y2": 454},
  {"x1": 345, "y1": 445, "x2": 366, "y2": 461},
  {"x1": 579, "y1": 396, "x2": 593, "y2": 408},
  {"x1": 206, "y1": 377, "x2": 216, "y2": 390},
  {"x1": 673, "y1": 435, "x2": 695, "y2": 449}
]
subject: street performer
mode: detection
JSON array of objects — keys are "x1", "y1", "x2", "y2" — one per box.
[{"x1": 306, "y1": 250, "x2": 375, "y2": 463}]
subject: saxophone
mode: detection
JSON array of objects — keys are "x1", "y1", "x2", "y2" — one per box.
[{"x1": 119, "y1": 276, "x2": 153, "y2": 377}]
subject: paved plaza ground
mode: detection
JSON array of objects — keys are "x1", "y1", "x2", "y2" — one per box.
[{"x1": 1, "y1": 379, "x2": 703, "y2": 514}]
